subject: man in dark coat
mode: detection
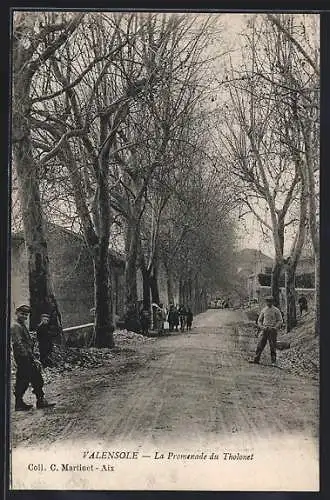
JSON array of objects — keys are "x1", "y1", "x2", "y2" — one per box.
[
  {"x1": 186, "y1": 308, "x2": 193, "y2": 331},
  {"x1": 36, "y1": 313, "x2": 54, "y2": 367},
  {"x1": 139, "y1": 308, "x2": 150, "y2": 336},
  {"x1": 178, "y1": 305, "x2": 187, "y2": 332},
  {"x1": 11, "y1": 305, "x2": 55, "y2": 411},
  {"x1": 167, "y1": 305, "x2": 176, "y2": 332}
]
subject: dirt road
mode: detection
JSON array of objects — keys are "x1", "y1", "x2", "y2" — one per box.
[{"x1": 11, "y1": 308, "x2": 318, "y2": 447}]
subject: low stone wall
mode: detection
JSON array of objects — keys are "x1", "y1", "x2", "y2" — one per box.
[{"x1": 63, "y1": 324, "x2": 94, "y2": 348}]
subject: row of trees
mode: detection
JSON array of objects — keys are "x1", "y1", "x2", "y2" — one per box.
[
  {"x1": 12, "y1": 12, "x2": 319, "y2": 341},
  {"x1": 215, "y1": 13, "x2": 319, "y2": 333},
  {"x1": 12, "y1": 12, "x2": 236, "y2": 346}
]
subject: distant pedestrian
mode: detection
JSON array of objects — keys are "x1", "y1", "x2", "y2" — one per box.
[
  {"x1": 186, "y1": 308, "x2": 193, "y2": 331},
  {"x1": 167, "y1": 305, "x2": 176, "y2": 332},
  {"x1": 178, "y1": 305, "x2": 187, "y2": 332},
  {"x1": 139, "y1": 308, "x2": 150, "y2": 336},
  {"x1": 47, "y1": 293, "x2": 63, "y2": 342},
  {"x1": 298, "y1": 294, "x2": 308, "y2": 317},
  {"x1": 173, "y1": 307, "x2": 180, "y2": 331},
  {"x1": 156, "y1": 303, "x2": 166, "y2": 334},
  {"x1": 11, "y1": 305, "x2": 55, "y2": 411},
  {"x1": 250, "y1": 296, "x2": 283, "y2": 367}
]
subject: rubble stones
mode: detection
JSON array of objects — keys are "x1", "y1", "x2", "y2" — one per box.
[
  {"x1": 10, "y1": 329, "x2": 156, "y2": 379},
  {"x1": 240, "y1": 311, "x2": 319, "y2": 380}
]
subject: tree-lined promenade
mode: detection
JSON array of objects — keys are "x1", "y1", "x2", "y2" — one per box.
[{"x1": 12, "y1": 12, "x2": 319, "y2": 348}]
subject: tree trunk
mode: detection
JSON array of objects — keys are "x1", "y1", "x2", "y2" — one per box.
[
  {"x1": 12, "y1": 101, "x2": 62, "y2": 335},
  {"x1": 93, "y1": 244, "x2": 114, "y2": 348},
  {"x1": 304, "y1": 132, "x2": 319, "y2": 335},
  {"x1": 285, "y1": 155, "x2": 308, "y2": 333},
  {"x1": 184, "y1": 281, "x2": 189, "y2": 306},
  {"x1": 271, "y1": 259, "x2": 283, "y2": 308},
  {"x1": 149, "y1": 266, "x2": 160, "y2": 331},
  {"x1": 166, "y1": 268, "x2": 175, "y2": 305},
  {"x1": 150, "y1": 270, "x2": 160, "y2": 305},
  {"x1": 124, "y1": 196, "x2": 143, "y2": 332},
  {"x1": 178, "y1": 279, "x2": 183, "y2": 305},
  {"x1": 194, "y1": 276, "x2": 200, "y2": 314},
  {"x1": 125, "y1": 223, "x2": 139, "y2": 313},
  {"x1": 202, "y1": 288, "x2": 207, "y2": 312},
  {"x1": 187, "y1": 278, "x2": 192, "y2": 308},
  {"x1": 12, "y1": 15, "x2": 82, "y2": 336},
  {"x1": 141, "y1": 266, "x2": 151, "y2": 311},
  {"x1": 285, "y1": 266, "x2": 297, "y2": 333},
  {"x1": 125, "y1": 237, "x2": 141, "y2": 333}
]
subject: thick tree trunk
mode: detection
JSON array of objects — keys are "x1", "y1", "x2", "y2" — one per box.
[
  {"x1": 202, "y1": 288, "x2": 207, "y2": 312},
  {"x1": 194, "y1": 276, "x2": 200, "y2": 314},
  {"x1": 12, "y1": 16, "x2": 82, "y2": 336},
  {"x1": 302, "y1": 121, "x2": 319, "y2": 335},
  {"x1": 12, "y1": 105, "x2": 62, "y2": 335},
  {"x1": 180, "y1": 281, "x2": 186, "y2": 306},
  {"x1": 183, "y1": 281, "x2": 189, "y2": 306},
  {"x1": 93, "y1": 244, "x2": 114, "y2": 348},
  {"x1": 178, "y1": 279, "x2": 183, "y2": 305},
  {"x1": 285, "y1": 158, "x2": 308, "y2": 333},
  {"x1": 187, "y1": 278, "x2": 192, "y2": 308},
  {"x1": 125, "y1": 224, "x2": 139, "y2": 313},
  {"x1": 285, "y1": 266, "x2": 297, "y2": 333},
  {"x1": 141, "y1": 266, "x2": 151, "y2": 311},
  {"x1": 124, "y1": 262, "x2": 137, "y2": 315},
  {"x1": 166, "y1": 267, "x2": 175, "y2": 306},
  {"x1": 271, "y1": 259, "x2": 283, "y2": 308},
  {"x1": 149, "y1": 267, "x2": 160, "y2": 331},
  {"x1": 124, "y1": 199, "x2": 143, "y2": 332},
  {"x1": 150, "y1": 271, "x2": 160, "y2": 305}
]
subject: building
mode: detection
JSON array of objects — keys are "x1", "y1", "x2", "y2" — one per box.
[
  {"x1": 11, "y1": 224, "x2": 126, "y2": 327},
  {"x1": 247, "y1": 251, "x2": 316, "y2": 308},
  {"x1": 11, "y1": 224, "x2": 171, "y2": 328}
]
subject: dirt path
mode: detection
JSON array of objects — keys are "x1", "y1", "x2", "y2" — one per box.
[{"x1": 11, "y1": 309, "x2": 318, "y2": 447}]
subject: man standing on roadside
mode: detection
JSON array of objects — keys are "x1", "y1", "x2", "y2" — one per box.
[
  {"x1": 11, "y1": 305, "x2": 56, "y2": 411},
  {"x1": 36, "y1": 313, "x2": 55, "y2": 367},
  {"x1": 250, "y1": 296, "x2": 283, "y2": 367}
]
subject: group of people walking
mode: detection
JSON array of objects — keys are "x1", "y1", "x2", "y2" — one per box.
[
  {"x1": 168, "y1": 304, "x2": 193, "y2": 332},
  {"x1": 139, "y1": 303, "x2": 194, "y2": 335}
]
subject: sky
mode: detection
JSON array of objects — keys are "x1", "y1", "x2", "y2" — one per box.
[{"x1": 208, "y1": 13, "x2": 319, "y2": 258}]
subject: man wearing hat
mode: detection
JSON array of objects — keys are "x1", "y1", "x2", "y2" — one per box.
[
  {"x1": 11, "y1": 305, "x2": 55, "y2": 411},
  {"x1": 251, "y1": 295, "x2": 283, "y2": 367},
  {"x1": 36, "y1": 312, "x2": 54, "y2": 368}
]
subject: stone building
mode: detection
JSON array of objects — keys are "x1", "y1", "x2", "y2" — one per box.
[
  {"x1": 10, "y1": 224, "x2": 172, "y2": 329},
  {"x1": 11, "y1": 225, "x2": 126, "y2": 328}
]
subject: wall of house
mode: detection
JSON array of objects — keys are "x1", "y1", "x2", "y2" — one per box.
[
  {"x1": 10, "y1": 224, "x2": 173, "y2": 329},
  {"x1": 11, "y1": 226, "x2": 126, "y2": 328},
  {"x1": 296, "y1": 257, "x2": 315, "y2": 275}
]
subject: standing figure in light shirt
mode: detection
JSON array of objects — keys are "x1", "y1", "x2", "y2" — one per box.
[{"x1": 250, "y1": 295, "x2": 283, "y2": 367}]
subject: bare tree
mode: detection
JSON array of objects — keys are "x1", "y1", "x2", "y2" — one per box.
[
  {"x1": 12, "y1": 11, "x2": 83, "y2": 331},
  {"x1": 26, "y1": 13, "x2": 162, "y2": 346},
  {"x1": 110, "y1": 14, "x2": 218, "y2": 324},
  {"x1": 267, "y1": 13, "x2": 319, "y2": 334},
  {"x1": 217, "y1": 14, "x2": 318, "y2": 331}
]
